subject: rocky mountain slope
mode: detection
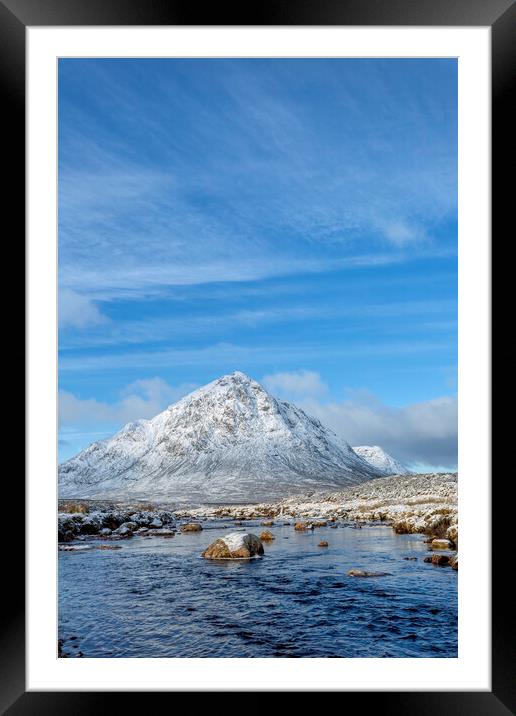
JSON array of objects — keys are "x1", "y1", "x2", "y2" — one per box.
[{"x1": 59, "y1": 371, "x2": 386, "y2": 502}]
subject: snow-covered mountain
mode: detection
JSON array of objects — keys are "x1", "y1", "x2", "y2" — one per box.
[
  {"x1": 59, "y1": 371, "x2": 386, "y2": 503},
  {"x1": 352, "y1": 445, "x2": 410, "y2": 476}
]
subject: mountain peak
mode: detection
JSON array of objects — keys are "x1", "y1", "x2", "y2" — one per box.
[
  {"x1": 215, "y1": 370, "x2": 260, "y2": 388},
  {"x1": 59, "y1": 372, "x2": 386, "y2": 502},
  {"x1": 229, "y1": 370, "x2": 253, "y2": 381}
]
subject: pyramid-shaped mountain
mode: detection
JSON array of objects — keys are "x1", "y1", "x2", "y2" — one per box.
[{"x1": 58, "y1": 371, "x2": 385, "y2": 503}]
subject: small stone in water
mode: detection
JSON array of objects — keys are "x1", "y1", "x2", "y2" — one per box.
[
  {"x1": 181, "y1": 523, "x2": 203, "y2": 533},
  {"x1": 347, "y1": 569, "x2": 391, "y2": 577},
  {"x1": 431, "y1": 539, "x2": 452, "y2": 550},
  {"x1": 260, "y1": 530, "x2": 275, "y2": 541}
]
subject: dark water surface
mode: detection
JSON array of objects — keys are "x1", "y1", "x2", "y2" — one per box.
[{"x1": 58, "y1": 521, "x2": 457, "y2": 658}]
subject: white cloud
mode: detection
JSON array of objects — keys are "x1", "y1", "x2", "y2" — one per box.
[
  {"x1": 59, "y1": 288, "x2": 108, "y2": 329},
  {"x1": 299, "y1": 391, "x2": 457, "y2": 469},
  {"x1": 261, "y1": 370, "x2": 328, "y2": 398},
  {"x1": 59, "y1": 377, "x2": 197, "y2": 430}
]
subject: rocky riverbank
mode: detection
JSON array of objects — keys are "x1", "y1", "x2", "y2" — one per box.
[
  {"x1": 58, "y1": 472, "x2": 458, "y2": 567},
  {"x1": 181, "y1": 472, "x2": 458, "y2": 546}
]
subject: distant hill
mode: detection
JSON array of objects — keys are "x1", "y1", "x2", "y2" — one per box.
[{"x1": 352, "y1": 445, "x2": 410, "y2": 476}]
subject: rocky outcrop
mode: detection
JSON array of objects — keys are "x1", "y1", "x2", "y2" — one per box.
[
  {"x1": 447, "y1": 524, "x2": 458, "y2": 548},
  {"x1": 58, "y1": 507, "x2": 177, "y2": 542},
  {"x1": 114, "y1": 525, "x2": 134, "y2": 537},
  {"x1": 147, "y1": 528, "x2": 175, "y2": 537},
  {"x1": 202, "y1": 533, "x2": 264, "y2": 559}
]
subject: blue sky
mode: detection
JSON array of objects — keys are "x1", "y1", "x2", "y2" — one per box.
[{"x1": 58, "y1": 58, "x2": 457, "y2": 469}]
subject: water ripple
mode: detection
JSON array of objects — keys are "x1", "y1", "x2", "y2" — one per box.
[{"x1": 59, "y1": 522, "x2": 457, "y2": 658}]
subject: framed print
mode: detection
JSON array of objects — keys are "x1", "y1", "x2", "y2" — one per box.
[{"x1": 3, "y1": 0, "x2": 513, "y2": 709}]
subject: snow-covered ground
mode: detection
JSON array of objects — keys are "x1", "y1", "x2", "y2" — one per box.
[
  {"x1": 179, "y1": 472, "x2": 458, "y2": 542},
  {"x1": 58, "y1": 472, "x2": 458, "y2": 549}
]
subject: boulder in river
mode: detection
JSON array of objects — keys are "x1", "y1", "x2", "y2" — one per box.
[
  {"x1": 430, "y1": 554, "x2": 450, "y2": 566},
  {"x1": 202, "y1": 533, "x2": 264, "y2": 559},
  {"x1": 58, "y1": 529, "x2": 75, "y2": 543},
  {"x1": 294, "y1": 522, "x2": 313, "y2": 531},
  {"x1": 147, "y1": 528, "x2": 175, "y2": 537},
  {"x1": 181, "y1": 523, "x2": 203, "y2": 533},
  {"x1": 114, "y1": 525, "x2": 134, "y2": 537},
  {"x1": 318, "y1": 541, "x2": 329, "y2": 547},
  {"x1": 449, "y1": 554, "x2": 458, "y2": 570},
  {"x1": 431, "y1": 538, "x2": 453, "y2": 550},
  {"x1": 260, "y1": 530, "x2": 275, "y2": 541},
  {"x1": 78, "y1": 515, "x2": 103, "y2": 535},
  {"x1": 261, "y1": 520, "x2": 274, "y2": 527},
  {"x1": 119, "y1": 521, "x2": 138, "y2": 531}
]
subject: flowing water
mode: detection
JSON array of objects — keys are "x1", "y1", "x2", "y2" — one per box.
[{"x1": 58, "y1": 521, "x2": 457, "y2": 658}]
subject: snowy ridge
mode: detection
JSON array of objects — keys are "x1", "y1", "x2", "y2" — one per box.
[
  {"x1": 352, "y1": 445, "x2": 410, "y2": 476},
  {"x1": 59, "y1": 371, "x2": 386, "y2": 502}
]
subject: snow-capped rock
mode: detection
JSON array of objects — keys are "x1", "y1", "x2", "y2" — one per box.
[
  {"x1": 202, "y1": 532, "x2": 264, "y2": 559},
  {"x1": 352, "y1": 445, "x2": 410, "y2": 475},
  {"x1": 59, "y1": 371, "x2": 384, "y2": 502}
]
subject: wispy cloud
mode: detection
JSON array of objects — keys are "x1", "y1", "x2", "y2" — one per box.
[
  {"x1": 262, "y1": 370, "x2": 328, "y2": 398},
  {"x1": 59, "y1": 337, "x2": 453, "y2": 373},
  {"x1": 59, "y1": 298, "x2": 456, "y2": 349},
  {"x1": 59, "y1": 59, "x2": 457, "y2": 306},
  {"x1": 58, "y1": 288, "x2": 109, "y2": 329}
]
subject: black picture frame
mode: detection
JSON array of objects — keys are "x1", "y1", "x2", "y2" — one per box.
[{"x1": 4, "y1": 0, "x2": 512, "y2": 710}]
